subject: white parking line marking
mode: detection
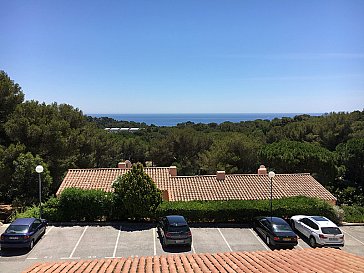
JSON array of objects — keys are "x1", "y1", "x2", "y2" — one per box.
[
  {"x1": 296, "y1": 241, "x2": 304, "y2": 249},
  {"x1": 191, "y1": 243, "x2": 196, "y2": 253},
  {"x1": 342, "y1": 230, "x2": 364, "y2": 245},
  {"x1": 153, "y1": 228, "x2": 156, "y2": 256},
  {"x1": 26, "y1": 257, "x2": 38, "y2": 260},
  {"x1": 217, "y1": 228, "x2": 232, "y2": 252},
  {"x1": 61, "y1": 257, "x2": 80, "y2": 260},
  {"x1": 45, "y1": 226, "x2": 54, "y2": 235},
  {"x1": 249, "y1": 228, "x2": 270, "y2": 251},
  {"x1": 69, "y1": 226, "x2": 88, "y2": 259},
  {"x1": 112, "y1": 226, "x2": 122, "y2": 258}
]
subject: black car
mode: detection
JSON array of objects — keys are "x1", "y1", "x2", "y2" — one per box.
[
  {"x1": 254, "y1": 216, "x2": 298, "y2": 248},
  {"x1": 0, "y1": 217, "x2": 47, "y2": 250},
  {"x1": 157, "y1": 215, "x2": 192, "y2": 247}
]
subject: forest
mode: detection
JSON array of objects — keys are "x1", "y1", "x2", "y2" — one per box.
[{"x1": 1, "y1": 70, "x2": 363, "y2": 207}]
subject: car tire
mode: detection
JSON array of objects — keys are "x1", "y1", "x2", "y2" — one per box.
[
  {"x1": 309, "y1": 236, "x2": 316, "y2": 248},
  {"x1": 29, "y1": 239, "x2": 34, "y2": 250},
  {"x1": 291, "y1": 221, "x2": 295, "y2": 230}
]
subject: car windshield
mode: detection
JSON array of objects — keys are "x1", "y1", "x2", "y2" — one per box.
[
  {"x1": 321, "y1": 227, "x2": 342, "y2": 235},
  {"x1": 6, "y1": 225, "x2": 29, "y2": 234},
  {"x1": 272, "y1": 224, "x2": 291, "y2": 232},
  {"x1": 168, "y1": 225, "x2": 189, "y2": 233}
]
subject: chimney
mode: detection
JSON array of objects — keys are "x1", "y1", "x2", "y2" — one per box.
[
  {"x1": 169, "y1": 166, "x2": 177, "y2": 177},
  {"x1": 125, "y1": 160, "x2": 132, "y2": 168},
  {"x1": 118, "y1": 162, "x2": 127, "y2": 169},
  {"x1": 258, "y1": 165, "x2": 267, "y2": 175},
  {"x1": 161, "y1": 190, "x2": 169, "y2": 201},
  {"x1": 216, "y1": 171, "x2": 225, "y2": 180}
]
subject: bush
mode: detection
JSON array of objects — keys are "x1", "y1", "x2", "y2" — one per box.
[
  {"x1": 14, "y1": 205, "x2": 39, "y2": 220},
  {"x1": 156, "y1": 196, "x2": 340, "y2": 224},
  {"x1": 59, "y1": 188, "x2": 114, "y2": 221},
  {"x1": 113, "y1": 163, "x2": 162, "y2": 219},
  {"x1": 42, "y1": 197, "x2": 62, "y2": 221},
  {"x1": 342, "y1": 205, "x2": 364, "y2": 223}
]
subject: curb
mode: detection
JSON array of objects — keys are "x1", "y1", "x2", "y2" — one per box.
[{"x1": 341, "y1": 222, "x2": 364, "y2": 226}]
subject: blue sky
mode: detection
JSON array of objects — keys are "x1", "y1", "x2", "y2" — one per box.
[{"x1": 1, "y1": 0, "x2": 363, "y2": 114}]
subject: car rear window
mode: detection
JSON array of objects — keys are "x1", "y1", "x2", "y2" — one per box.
[
  {"x1": 6, "y1": 225, "x2": 29, "y2": 234},
  {"x1": 168, "y1": 225, "x2": 190, "y2": 233},
  {"x1": 321, "y1": 227, "x2": 342, "y2": 234},
  {"x1": 272, "y1": 224, "x2": 292, "y2": 232}
]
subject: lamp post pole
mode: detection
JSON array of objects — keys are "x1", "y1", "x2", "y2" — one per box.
[
  {"x1": 268, "y1": 171, "x2": 275, "y2": 221},
  {"x1": 35, "y1": 165, "x2": 44, "y2": 219}
]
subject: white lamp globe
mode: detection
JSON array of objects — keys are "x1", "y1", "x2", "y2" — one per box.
[
  {"x1": 35, "y1": 165, "x2": 44, "y2": 173},
  {"x1": 268, "y1": 171, "x2": 275, "y2": 179}
]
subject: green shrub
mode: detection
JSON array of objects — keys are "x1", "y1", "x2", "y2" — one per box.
[
  {"x1": 42, "y1": 197, "x2": 62, "y2": 221},
  {"x1": 342, "y1": 205, "x2": 364, "y2": 223},
  {"x1": 14, "y1": 205, "x2": 39, "y2": 220},
  {"x1": 157, "y1": 196, "x2": 340, "y2": 224},
  {"x1": 59, "y1": 188, "x2": 114, "y2": 221},
  {"x1": 113, "y1": 163, "x2": 162, "y2": 219}
]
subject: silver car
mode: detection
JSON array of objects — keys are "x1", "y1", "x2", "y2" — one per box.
[{"x1": 290, "y1": 215, "x2": 344, "y2": 248}]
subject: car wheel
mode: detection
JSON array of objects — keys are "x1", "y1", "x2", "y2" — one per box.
[
  {"x1": 291, "y1": 221, "x2": 295, "y2": 230},
  {"x1": 266, "y1": 236, "x2": 271, "y2": 246},
  {"x1": 29, "y1": 239, "x2": 34, "y2": 250},
  {"x1": 309, "y1": 236, "x2": 316, "y2": 248}
]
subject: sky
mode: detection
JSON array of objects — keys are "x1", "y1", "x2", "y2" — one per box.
[{"x1": 1, "y1": 0, "x2": 364, "y2": 114}]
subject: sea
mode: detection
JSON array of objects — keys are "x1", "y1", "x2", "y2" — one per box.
[{"x1": 88, "y1": 113, "x2": 323, "y2": 127}]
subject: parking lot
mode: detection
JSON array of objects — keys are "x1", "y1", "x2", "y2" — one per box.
[{"x1": 0, "y1": 223, "x2": 363, "y2": 273}]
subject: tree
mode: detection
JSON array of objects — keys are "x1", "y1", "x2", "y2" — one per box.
[
  {"x1": 149, "y1": 128, "x2": 212, "y2": 175},
  {"x1": 0, "y1": 144, "x2": 26, "y2": 202},
  {"x1": 0, "y1": 71, "x2": 24, "y2": 145},
  {"x1": 112, "y1": 163, "x2": 162, "y2": 218},
  {"x1": 200, "y1": 133, "x2": 262, "y2": 174},
  {"x1": 336, "y1": 138, "x2": 364, "y2": 191},
  {"x1": 10, "y1": 152, "x2": 52, "y2": 206},
  {"x1": 259, "y1": 140, "x2": 337, "y2": 186}
]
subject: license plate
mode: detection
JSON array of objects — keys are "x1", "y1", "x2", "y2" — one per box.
[
  {"x1": 176, "y1": 240, "x2": 184, "y2": 243},
  {"x1": 329, "y1": 238, "x2": 338, "y2": 241},
  {"x1": 283, "y1": 238, "x2": 291, "y2": 241},
  {"x1": 9, "y1": 237, "x2": 19, "y2": 240}
]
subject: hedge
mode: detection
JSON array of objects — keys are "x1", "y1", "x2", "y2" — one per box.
[
  {"x1": 156, "y1": 196, "x2": 340, "y2": 224},
  {"x1": 15, "y1": 193, "x2": 341, "y2": 224},
  {"x1": 342, "y1": 205, "x2": 364, "y2": 223},
  {"x1": 58, "y1": 188, "x2": 114, "y2": 221}
]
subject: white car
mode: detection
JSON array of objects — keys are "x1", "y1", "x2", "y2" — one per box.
[{"x1": 290, "y1": 215, "x2": 344, "y2": 248}]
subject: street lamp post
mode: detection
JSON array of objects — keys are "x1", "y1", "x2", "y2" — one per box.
[
  {"x1": 268, "y1": 171, "x2": 275, "y2": 220},
  {"x1": 35, "y1": 165, "x2": 44, "y2": 219}
]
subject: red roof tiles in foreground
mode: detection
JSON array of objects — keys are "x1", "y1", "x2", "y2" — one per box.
[{"x1": 23, "y1": 248, "x2": 364, "y2": 273}]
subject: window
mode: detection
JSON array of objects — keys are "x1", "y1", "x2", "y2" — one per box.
[
  {"x1": 6, "y1": 225, "x2": 29, "y2": 234},
  {"x1": 321, "y1": 227, "x2": 342, "y2": 235}
]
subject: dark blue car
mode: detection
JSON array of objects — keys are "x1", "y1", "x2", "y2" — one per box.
[
  {"x1": 254, "y1": 216, "x2": 298, "y2": 248},
  {"x1": 0, "y1": 218, "x2": 47, "y2": 250}
]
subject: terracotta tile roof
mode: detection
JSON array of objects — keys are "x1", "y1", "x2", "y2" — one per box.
[
  {"x1": 57, "y1": 167, "x2": 336, "y2": 202},
  {"x1": 56, "y1": 167, "x2": 170, "y2": 196},
  {"x1": 23, "y1": 248, "x2": 364, "y2": 273}
]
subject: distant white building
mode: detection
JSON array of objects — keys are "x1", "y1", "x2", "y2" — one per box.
[{"x1": 104, "y1": 127, "x2": 140, "y2": 133}]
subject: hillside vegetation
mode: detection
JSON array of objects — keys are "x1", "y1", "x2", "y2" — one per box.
[{"x1": 1, "y1": 70, "x2": 363, "y2": 208}]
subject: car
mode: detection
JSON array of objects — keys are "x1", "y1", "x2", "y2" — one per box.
[
  {"x1": 157, "y1": 215, "x2": 192, "y2": 247},
  {"x1": 0, "y1": 217, "x2": 47, "y2": 250},
  {"x1": 254, "y1": 216, "x2": 298, "y2": 248},
  {"x1": 290, "y1": 215, "x2": 344, "y2": 248}
]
